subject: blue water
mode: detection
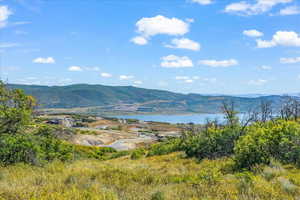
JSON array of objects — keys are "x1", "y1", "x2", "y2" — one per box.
[{"x1": 115, "y1": 114, "x2": 228, "y2": 124}]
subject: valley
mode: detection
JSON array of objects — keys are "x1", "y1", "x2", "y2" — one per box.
[{"x1": 38, "y1": 113, "x2": 182, "y2": 151}]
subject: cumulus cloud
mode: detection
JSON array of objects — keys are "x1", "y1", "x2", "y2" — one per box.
[
  {"x1": 120, "y1": 75, "x2": 134, "y2": 80},
  {"x1": 136, "y1": 15, "x2": 190, "y2": 38},
  {"x1": 225, "y1": 0, "x2": 293, "y2": 16},
  {"x1": 33, "y1": 57, "x2": 55, "y2": 64},
  {"x1": 68, "y1": 66, "x2": 100, "y2": 72},
  {"x1": 279, "y1": 5, "x2": 300, "y2": 15},
  {"x1": 0, "y1": 6, "x2": 12, "y2": 28},
  {"x1": 161, "y1": 55, "x2": 194, "y2": 68},
  {"x1": 131, "y1": 36, "x2": 148, "y2": 45},
  {"x1": 132, "y1": 15, "x2": 191, "y2": 46},
  {"x1": 248, "y1": 79, "x2": 268, "y2": 86},
  {"x1": 243, "y1": 29, "x2": 264, "y2": 37},
  {"x1": 191, "y1": 0, "x2": 213, "y2": 5},
  {"x1": 198, "y1": 59, "x2": 238, "y2": 67},
  {"x1": 280, "y1": 57, "x2": 300, "y2": 64},
  {"x1": 256, "y1": 31, "x2": 300, "y2": 48},
  {"x1": 68, "y1": 66, "x2": 82, "y2": 71},
  {"x1": 256, "y1": 39, "x2": 276, "y2": 48},
  {"x1": 165, "y1": 38, "x2": 201, "y2": 51},
  {"x1": 100, "y1": 73, "x2": 112, "y2": 78}
]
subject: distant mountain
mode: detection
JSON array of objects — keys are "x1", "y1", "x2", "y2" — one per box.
[{"x1": 8, "y1": 84, "x2": 290, "y2": 114}]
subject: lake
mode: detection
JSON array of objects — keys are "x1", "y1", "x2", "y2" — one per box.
[{"x1": 115, "y1": 114, "x2": 229, "y2": 124}]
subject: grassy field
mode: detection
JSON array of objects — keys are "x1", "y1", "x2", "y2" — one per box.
[{"x1": 1, "y1": 152, "x2": 300, "y2": 200}]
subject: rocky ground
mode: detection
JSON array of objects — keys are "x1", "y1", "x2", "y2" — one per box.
[{"x1": 39, "y1": 114, "x2": 182, "y2": 150}]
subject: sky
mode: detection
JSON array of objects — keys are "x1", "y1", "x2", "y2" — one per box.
[{"x1": 0, "y1": 0, "x2": 300, "y2": 95}]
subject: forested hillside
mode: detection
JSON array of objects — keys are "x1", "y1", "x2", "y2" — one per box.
[{"x1": 9, "y1": 84, "x2": 288, "y2": 113}]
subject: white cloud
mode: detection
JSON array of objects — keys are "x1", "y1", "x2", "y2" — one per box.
[
  {"x1": 248, "y1": 79, "x2": 268, "y2": 86},
  {"x1": 175, "y1": 76, "x2": 189, "y2": 80},
  {"x1": 184, "y1": 79, "x2": 194, "y2": 83},
  {"x1": 243, "y1": 29, "x2": 264, "y2": 37},
  {"x1": 131, "y1": 36, "x2": 148, "y2": 45},
  {"x1": 68, "y1": 66, "x2": 83, "y2": 72},
  {"x1": 161, "y1": 55, "x2": 194, "y2": 68},
  {"x1": 225, "y1": 0, "x2": 293, "y2": 16},
  {"x1": 280, "y1": 57, "x2": 300, "y2": 64},
  {"x1": 256, "y1": 39, "x2": 276, "y2": 48},
  {"x1": 280, "y1": 5, "x2": 300, "y2": 15},
  {"x1": 133, "y1": 80, "x2": 143, "y2": 84},
  {"x1": 260, "y1": 65, "x2": 272, "y2": 70},
  {"x1": 135, "y1": 15, "x2": 190, "y2": 38},
  {"x1": 198, "y1": 59, "x2": 238, "y2": 67},
  {"x1": 67, "y1": 66, "x2": 100, "y2": 72},
  {"x1": 191, "y1": 0, "x2": 213, "y2": 5},
  {"x1": 165, "y1": 38, "x2": 201, "y2": 51},
  {"x1": 0, "y1": 43, "x2": 19, "y2": 48},
  {"x1": 0, "y1": 6, "x2": 12, "y2": 28},
  {"x1": 100, "y1": 72, "x2": 112, "y2": 78},
  {"x1": 33, "y1": 57, "x2": 55, "y2": 64},
  {"x1": 257, "y1": 31, "x2": 300, "y2": 48},
  {"x1": 120, "y1": 75, "x2": 134, "y2": 80}
]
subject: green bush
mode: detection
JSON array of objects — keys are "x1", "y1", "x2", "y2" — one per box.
[
  {"x1": 182, "y1": 125, "x2": 241, "y2": 160},
  {"x1": 0, "y1": 130, "x2": 74, "y2": 166},
  {"x1": 131, "y1": 148, "x2": 146, "y2": 160},
  {"x1": 147, "y1": 138, "x2": 182, "y2": 157},
  {"x1": 74, "y1": 145, "x2": 116, "y2": 160},
  {"x1": 0, "y1": 134, "x2": 42, "y2": 166},
  {"x1": 151, "y1": 191, "x2": 165, "y2": 200},
  {"x1": 0, "y1": 82, "x2": 35, "y2": 135},
  {"x1": 234, "y1": 120, "x2": 300, "y2": 169}
]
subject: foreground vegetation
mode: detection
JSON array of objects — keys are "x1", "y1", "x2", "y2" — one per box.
[
  {"x1": 2, "y1": 152, "x2": 300, "y2": 200},
  {"x1": 2, "y1": 82, "x2": 300, "y2": 199}
]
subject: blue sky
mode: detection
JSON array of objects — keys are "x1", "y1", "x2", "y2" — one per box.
[{"x1": 1, "y1": 0, "x2": 300, "y2": 95}]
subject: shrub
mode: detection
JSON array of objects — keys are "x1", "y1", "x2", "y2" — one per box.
[
  {"x1": 234, "y1": 120, "x2": 300, "y2": 169},
  {"x1": 131, "y1": 148, "x2": 146, "y2": 160},
  {"x1": 74, "y1": 145, "x2": 117, "y2": 160},
  {"x1": 0, "y1": 134, "x2": 42, "y2": 166},
  {"x1": 151, "y1": 191, "x2": 165, "y2": 200},
  {"x1": 182, "y1": 125, "x2": 241, "y2": 160},
  {"x1": 0, "y1": 131, "x2": 74, "y2": 166},
  {"x1": 147, "y1": 138, "x2": 182, "y2": 157},
  {"x1": 0, "y1": 82, "x2": 36, "y2": 135}
]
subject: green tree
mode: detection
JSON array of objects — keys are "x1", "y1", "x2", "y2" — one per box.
[{"x1": 0, "y1": 82, "x2": 36, "y2": 134}]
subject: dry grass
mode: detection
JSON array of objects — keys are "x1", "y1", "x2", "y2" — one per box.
[{"x1": 0, "y1": 152, "x2": 300, "y2": 200}]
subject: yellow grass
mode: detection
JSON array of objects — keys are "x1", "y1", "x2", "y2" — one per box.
[{"x1": 0, "y1": 152, "x2": 299, "y2": 200}]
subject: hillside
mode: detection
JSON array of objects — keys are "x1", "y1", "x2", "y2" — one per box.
[
  {"x1": 1, "y1": 152, "x2": 299, "y2": 200},
  {"x1": 9, "y1": 84, "x2": 287, "y2": 114}
]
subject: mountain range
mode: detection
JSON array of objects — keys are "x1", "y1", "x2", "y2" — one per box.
[{"x1": 8, "y1": 84, "x2": 291, "y2": 114}]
